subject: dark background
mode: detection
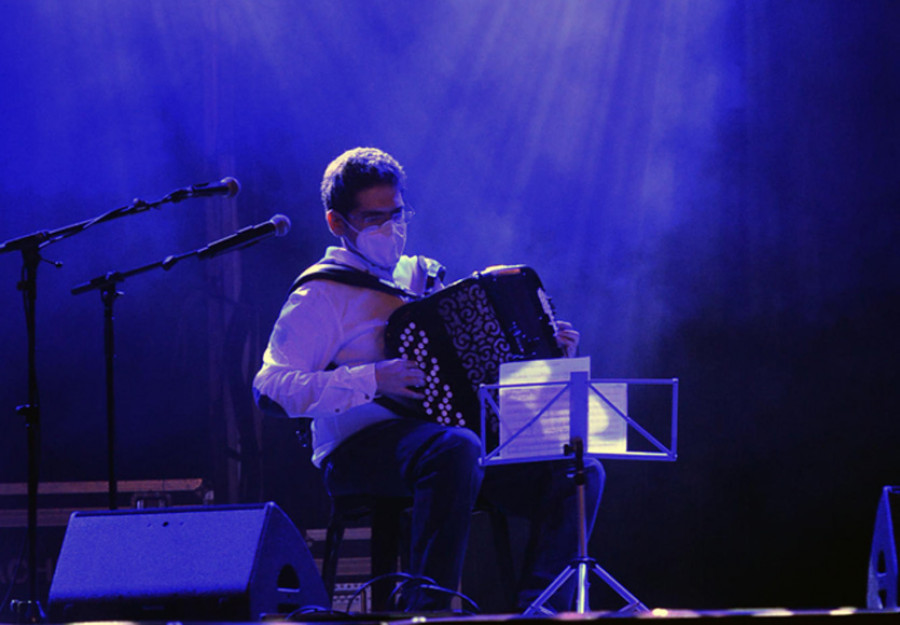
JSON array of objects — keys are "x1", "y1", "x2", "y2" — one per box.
[{"x1": 0, "y1": 0, "x2": 898, "y2": 613}]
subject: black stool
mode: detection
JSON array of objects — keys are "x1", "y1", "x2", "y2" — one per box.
[{"x1": 321, "y1": 492, "x2": 516, "y2": 612}]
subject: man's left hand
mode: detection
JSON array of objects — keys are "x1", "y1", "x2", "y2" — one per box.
[{"x1": 555, "y1": 320, "x2": 580, "y2": 358}]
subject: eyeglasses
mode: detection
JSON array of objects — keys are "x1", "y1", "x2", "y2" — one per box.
[{"x1": 345, "y1": 205, "x2": 415, "y2": 230}]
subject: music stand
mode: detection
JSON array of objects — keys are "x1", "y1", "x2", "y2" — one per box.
[{"x1": 478, "y1": 364, "x2": 678, "y2": 615}]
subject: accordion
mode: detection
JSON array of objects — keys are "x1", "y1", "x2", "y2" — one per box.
[{"x1": 382, "y1": 265, "x2": 563, "y2": 442}]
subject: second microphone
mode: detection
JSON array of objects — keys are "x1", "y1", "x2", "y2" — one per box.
[{"x1": 197, "y1": 214, "x2": 291, "y2": 260}]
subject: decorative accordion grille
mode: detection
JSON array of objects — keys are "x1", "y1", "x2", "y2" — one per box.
[
  {"x1": 437, "y1": 282, "x2": 512, "y2": 388},
  {"x1": 385, "y1": 265, "x2": 560, "y2": 444}
]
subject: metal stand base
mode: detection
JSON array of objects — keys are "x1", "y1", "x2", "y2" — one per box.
[
  {"x1": 11, "y1": 599, "x2": 47, "y2": 624},
  {"x1": 523, "y1": 556, "x2": 647, "y2": 616},
  {"x1": 523, "y1": 437, "x2": 649, "y2": 616}
]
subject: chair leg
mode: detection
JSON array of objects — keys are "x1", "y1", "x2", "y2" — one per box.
[
  {"x1": 321, "y1": 496, "x2": 418, "y2": 611},
  {"x1": 488, "y1": 506, "x2": 518, "y2": 610},
  {"x1": 370, "y1": 497, "x2": 407, "y2": 610},
  {"x1": 321, "y1": 512, "x2": 345, "y2": 603}
]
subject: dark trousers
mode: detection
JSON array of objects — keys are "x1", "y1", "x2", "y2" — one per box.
[{"x1": 321, "y1": 418, "x2": 604, "y2": 612}]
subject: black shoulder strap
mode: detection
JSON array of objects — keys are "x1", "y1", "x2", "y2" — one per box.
[{"x1": 290, "y1": 264, "x2": 416, "y2": 299}]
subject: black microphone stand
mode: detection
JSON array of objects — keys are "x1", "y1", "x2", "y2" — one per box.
[
  {"x1": 0, "y1": 182, "x2": 232, "y2": 622},
  {"x1": 71, "y1": 223, "x2": 281, "y2": 513},
  {"x1": 7, "y1": 244, "x2": 50, "y2": 624},
  {"x1": 72, "y1": 249, "x2": 206, "y2": 511},
  {"x1": 100, "y1": 285, "x2": 120, "y2": 510}
]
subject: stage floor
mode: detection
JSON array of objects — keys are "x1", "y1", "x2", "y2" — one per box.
[{"x1": 2, "y1": 607, "x2": 899, "y2": 625}]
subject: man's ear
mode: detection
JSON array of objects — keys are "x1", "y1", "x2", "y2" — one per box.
[{"x1": 326, "y1": 210, "x2": 346, "y2": 238}]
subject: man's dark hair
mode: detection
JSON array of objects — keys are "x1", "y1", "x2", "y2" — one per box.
[{"x1": 320, "y1": 147, "x2": 406, "y2": 217}]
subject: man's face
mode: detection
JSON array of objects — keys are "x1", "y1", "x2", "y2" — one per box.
[{"x1": 330, "y1": 184, "x2": 404, "y2": 246}]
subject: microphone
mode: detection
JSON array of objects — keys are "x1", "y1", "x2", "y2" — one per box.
[
  {"x1": 197, "y1": 214, "x2": 291, "y2": 259},
  {"x1": 178, "y1": 177, "x2": 241, "y2": 200}
]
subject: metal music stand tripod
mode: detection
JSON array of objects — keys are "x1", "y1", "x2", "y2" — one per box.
[
  {"x1": 523, "y1": 436, "x2": 645, "y2": 615},
  {"x1": 479, "y1": 366, "x2": 678, "y2": 615}
]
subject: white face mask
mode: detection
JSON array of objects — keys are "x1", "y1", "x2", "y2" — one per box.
[{"x1": 344, "y1": 218, "x2": 407, "y2": 270}]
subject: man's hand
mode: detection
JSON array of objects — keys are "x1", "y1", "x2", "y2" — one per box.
[
  {"x1": 555, "y1": 320, "x2": 580, "y2": 358},
  {"x1": 375, "y1": 358, "x2": 426, "y2": 399}
]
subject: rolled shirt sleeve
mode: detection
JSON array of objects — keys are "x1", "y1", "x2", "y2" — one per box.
[{"x1": 253, "y1": 286, "x2": 379, "y2": 418}]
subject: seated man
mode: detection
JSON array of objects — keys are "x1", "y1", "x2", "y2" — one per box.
[{"x1": 253, "y1": 147, "x2": 603, "y2": 612}]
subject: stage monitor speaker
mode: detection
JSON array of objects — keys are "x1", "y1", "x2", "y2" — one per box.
[
  {"x1": 867, "y1": 486, "x2": 900, "y2": 610},
  {"x1": 47, "y1": 502, "x2": 328, "y2": 622}
]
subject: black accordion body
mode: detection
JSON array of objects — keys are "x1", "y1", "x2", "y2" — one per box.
[{"x1": 383, "y1": 265, "x2": 563, "y2": 442}]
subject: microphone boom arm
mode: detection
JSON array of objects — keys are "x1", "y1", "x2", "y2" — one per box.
[
  {"x1": 0, "y1": 177, "x2": 240, "y2": 256},
  {"x1": 71, "y1": 213, "x2": 290, "y2": 295}
]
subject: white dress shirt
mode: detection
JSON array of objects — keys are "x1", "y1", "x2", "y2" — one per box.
[{"x1": 253, "y1": 246, "x2": 443, "y2": 466}]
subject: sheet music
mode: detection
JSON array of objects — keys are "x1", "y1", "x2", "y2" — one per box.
[{"x1": 496, "y1": 357, "x2": 627, "y2": 459}]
